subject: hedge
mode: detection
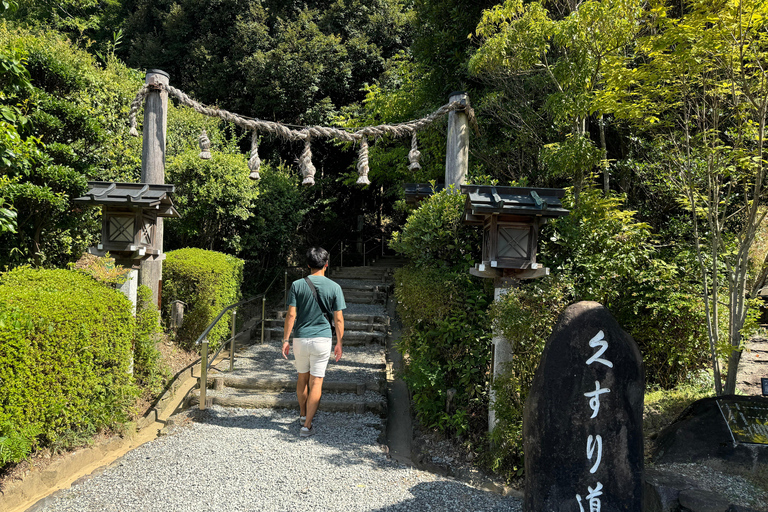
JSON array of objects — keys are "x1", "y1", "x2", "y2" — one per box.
[
  {"x1": 0, "y1": 267, "x2": 137, "y2": 464},
  {"x1": 163, "y1": 248, "x2": 243, "y2": 349}
]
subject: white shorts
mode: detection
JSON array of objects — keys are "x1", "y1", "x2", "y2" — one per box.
[{"x1": 293, "y1": 337, "x2": 332, "y2": 377}]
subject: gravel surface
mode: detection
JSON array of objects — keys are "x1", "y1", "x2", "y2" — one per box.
[
  {"x1": 211, "y1": 343, "x2": 386, "y2": 383},
  {"x1": 35, "y1": 407, "x2": 522, "y2": 512},
  {"x1": 206, "y1": 389, "x2": 385, "y2": 404}
]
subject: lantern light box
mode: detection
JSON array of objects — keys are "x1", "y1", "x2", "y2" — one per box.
[
  {"x1": 75, "y1": 182, "x2": 180, "y2": 263},
  {"x1": 460, "y1": 185, "x2": 569, "y2": 280}
]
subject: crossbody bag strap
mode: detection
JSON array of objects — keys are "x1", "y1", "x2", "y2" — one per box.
[{"x1": 304, "y1": 277, "x2": 335, "y2": 333}]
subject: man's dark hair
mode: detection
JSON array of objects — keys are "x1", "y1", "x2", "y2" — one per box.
[{"x1": 306, "y1": 247, "x2": 329, "y2": 269}]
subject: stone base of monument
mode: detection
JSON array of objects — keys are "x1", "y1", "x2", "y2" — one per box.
[{"x1": 646, "y1": 395, "x2": 768, "y2": 511}]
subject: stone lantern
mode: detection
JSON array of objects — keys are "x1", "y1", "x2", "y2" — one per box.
[
  {"x1": 75, "y1": 181, "x2": 180, "y2": 308},
  {"x1": 460, "y1": 184, "x2": 569, "y2": 431},
  {"x1": 461, "y1": 185, "x2": 569, "y2": 281}
]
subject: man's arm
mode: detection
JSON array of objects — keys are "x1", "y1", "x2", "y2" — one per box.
[
  {"x1": 333, "y1": 310, "x2": 344, "y2": 362},
  {"x1": 282, "y1": 305, "x2": 297, "y2": 359}
]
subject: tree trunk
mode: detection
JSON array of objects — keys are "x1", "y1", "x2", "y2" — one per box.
[
  {"x1": 724, "y1": 348, "x2": 742, "y2": 395},
  {"x1": 600, "y1": 115, "x2": 608, "y2": 194}
]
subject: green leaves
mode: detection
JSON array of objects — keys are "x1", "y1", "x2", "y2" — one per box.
[
  {"x1": 0, "y1": 267, "x2": 137, "y2": 464},
  {"x1": 163, "y1": 248, "x2": 243, "y2": 350},
  {"x1": 390, "y1": 186, "x2": 479, "y2": 270}
]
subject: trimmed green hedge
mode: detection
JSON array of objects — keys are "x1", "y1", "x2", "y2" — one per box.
[
  {"x1": 0, "y1": 267, "x2": 137, "y2": 464},
  {"x1": 163, "y1": 248, "x2": 243, "y2": 349}
]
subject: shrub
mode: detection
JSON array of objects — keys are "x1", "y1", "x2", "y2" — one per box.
[
  {"x1": 485, "y1": 274, "x2": 573, "y2": 479},
  {"x1": 0, "y1": 267, "x2": 137, "y2": 464},
  {"x1": 392, "y1": 189, "x2": 490, "y2": 439},
  {"x1": 390, "y1": 186, "x2": 479, "y2": 270},
  {"x1": 133, "y1": 285, "x2": 168, "y2": 396},
  {"x1": 542, "y1": 187, "x2": 709, "y2": 388},
  {"x1": 163, "y1": 248, "x2": 244, "y2": 350},
  {"x1": 395, "y1": 266, "x2": 493, "y2": 438}
]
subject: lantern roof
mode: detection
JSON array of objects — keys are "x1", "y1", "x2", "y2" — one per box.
[
  {"x1": 403, "y1": 183, "x2": 445, "y2": 205},
  {"x1": 461, "y1": 185, "x2": 569, "y2": 224},
  {"x1": 75, "y1": 181, "x2": 180, "y2": 218}
]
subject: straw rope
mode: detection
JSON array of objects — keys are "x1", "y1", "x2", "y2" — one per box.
[{"x1": 128, "y1": 82, "x2": 475, "y2": 183}]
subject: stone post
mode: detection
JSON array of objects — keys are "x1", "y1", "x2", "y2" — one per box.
[
  {"x1": 489, "y1": 280, "x2": 515, "y2": 431},
  {"x1": 116, "y1": 268, "x2": 139, "y2": 311},
  {"x1": 445, "y1": 91, "x2": 469, "y2": 190},
  {"x1": 139, "y1": 69, "x2": 169, "y2": 309}
]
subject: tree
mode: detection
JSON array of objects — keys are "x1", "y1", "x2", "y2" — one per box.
[
  {"x1": 599, "y1": 0, "x2": 768, "y2": 395},
  {"x1": 469, "y1": 0, "x2": 642, "y2": 199},
  {"x1": 0, "y1": 25, "x2": 142, "y2": 268}
]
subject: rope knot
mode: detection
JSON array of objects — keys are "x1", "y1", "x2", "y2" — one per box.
[
  {"x1": 248, "y1": 132, "x2": 261, "y2": 180},
  {"x1": 408, "y1": 133, "x2": 421, "y2": 170},
  {"x1": 299, "y1": 135, "x2": 316, "y2": 186},
  {"x1": 356, "y1": 137, "x2": 371, "y2": 185}
]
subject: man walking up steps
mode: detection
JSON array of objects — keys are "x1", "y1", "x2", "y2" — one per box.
[{"x1": 282, "y1": 247, "x2": 345, "y2": 437}]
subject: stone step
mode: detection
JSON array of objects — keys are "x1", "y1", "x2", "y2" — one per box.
[
  {"x1": 344, "y1": 295, "x2": 386, "y2": 305},
  {"x1": 190, "y1": 389, "x2": 386, "y2": 415},
  {"x1": 262, "y1": 318, "x2": 388, "y2": 332},
  {"x1": 343, "y1": 291, "x2": 383, "y2": 299},
  {"x1": 262, "y1": 327, "x2": 386, "y2": 345},
  {"x1": 330, "y1": 267, "x2": 391, "y2": 279},
  {"x1": 271, "y1": 311, "x2": 388, "y2": 322},
  {"x1": 337, "y1": 282, "x2": 388, "y2": 291},
  {"x1": 203, "y1": 375, "x2": 384, "y2": 394}
]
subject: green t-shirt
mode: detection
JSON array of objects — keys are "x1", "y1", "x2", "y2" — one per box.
[{"x1": 287, "y1": 275, "x2": 346, "y2": 338}]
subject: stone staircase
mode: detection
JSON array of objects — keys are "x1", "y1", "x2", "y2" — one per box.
[
  {"x1": 189, "y1": 263, "x2": 400, "y2": 418},
  {"x1": 260, "y1": 311, "x2": 389, "y2": 345}
]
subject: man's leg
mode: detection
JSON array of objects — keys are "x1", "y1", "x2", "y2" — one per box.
[
  {"x1": 304, "y1": 374, "x2": 324, "y2": 428},
  {"x1": 296, "y1": 372, "x2": 310, "y2": 417}
]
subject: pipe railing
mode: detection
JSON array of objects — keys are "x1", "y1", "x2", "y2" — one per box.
[
  {"x1": 362, "y1": 235, "x2": 384, "y2": 266},
  {"x1": 197, "y1": 272, "x2": 279, "y2": 410}
]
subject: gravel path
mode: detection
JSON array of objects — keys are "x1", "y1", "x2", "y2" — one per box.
[{"x1": 34, "y1": 407, "x2": 522, "y2": 512}]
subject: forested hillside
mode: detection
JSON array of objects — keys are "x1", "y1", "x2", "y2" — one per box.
[{"x1": 1, "y1": 0, "x2": 768, "y2": 483}]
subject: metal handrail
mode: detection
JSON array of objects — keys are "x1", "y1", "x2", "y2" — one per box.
[{"x1": 196, "y1": 271, "x2": 280, "y2": 410}]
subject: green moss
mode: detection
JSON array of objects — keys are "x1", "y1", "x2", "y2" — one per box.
[
  {"x1": 163, "y1": 248, "x2": 244, "y2": 350},
  {"x1": 0, "y1": 267, "x2": 138, "y2": 464}
]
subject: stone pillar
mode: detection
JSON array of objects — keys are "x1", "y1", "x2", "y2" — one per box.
[
  {"x1": 139, "y1": 69, "x2": 169, "y2": 309},
  {"x1": 489, "y1": 282, "x2": 514, "y2": 432},
  {"x1": 445, "y1": 91, "x2": 469, "y2": 190},
  {"x1": 116, "y1": 268, "x2": 139, "y2": 313},
  {"x1": 523, "y1": 301, "x2": 644, "y2": 512}
]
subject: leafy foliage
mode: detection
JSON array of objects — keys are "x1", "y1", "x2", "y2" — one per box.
[
  {"x1": 164, "y1": 144, "x2": 258, "y2": 255},
  {"x1": 70, "y1": 252, "x2": 130, "y2": 285},
  {"x1": 542, "y1": 187, "x2": 709, "y2": 387},
  {"x1": 389, "y1": 187, "x2": 479, "y2": 269},
  {"x1": 162, "y1": 248, "x2": 243, "y2": 350},
  {"x1": 0, "y1": 267, "x2": 137, "y2": 465},
  {"x1": 122, "y1": 0, "x2": 414, "y2": 126},
  {"x1": 0, "y1": 25, "x2": 142, "y2": 269},
  {"x1": 133, "y1": 284, "x2": 168, "y2": 396},
  {"x1": 596, "y1": 0, "x2": 768, "y2": 394},
  {"x1": 485, "y1": 274, "x2": 572, "y2": 479},
  {"x1": 392, "y1": 189, "x2": 491, "y2": 439},
  {"x1": 395, "y1": 266, "x2": 492, "y2": 437}
]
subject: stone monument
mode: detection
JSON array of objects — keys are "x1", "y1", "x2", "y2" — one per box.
[{"x1": 523, "y1": 301, "x2": 645, "y2": 512}]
